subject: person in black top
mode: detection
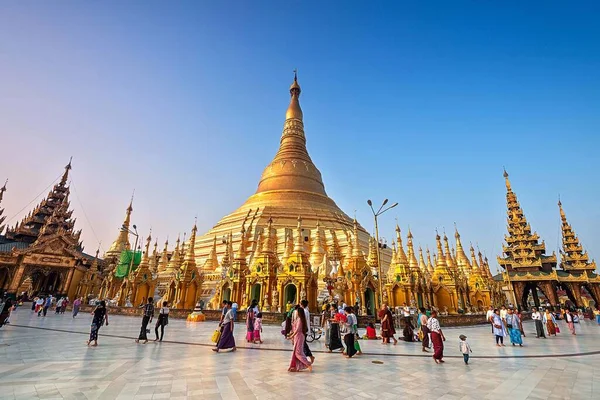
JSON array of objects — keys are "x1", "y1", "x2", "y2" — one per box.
[
  {"x1": 87, "y1": 301, "x2": 108, "y2": 346},
  {"x1": 154, "y1": 301, "x2": 170, "y2": 342},
  {"x1": 136, "y1": 297, "x2": 154, "y2": 344}
]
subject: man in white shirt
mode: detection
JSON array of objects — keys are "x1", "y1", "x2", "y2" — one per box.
[
  {"x1": 301, "y1": 300, "x2": 314, "y2": 363},
  {"x1": 531, "y1": 307, "x2": 546, "y2": 338}
]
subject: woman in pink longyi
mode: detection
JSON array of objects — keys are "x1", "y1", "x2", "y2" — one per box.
[{"x1": 286, "y1": 305, "x2": 313, "y2": 373}]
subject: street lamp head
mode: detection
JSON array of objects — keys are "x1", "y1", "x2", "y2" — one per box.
[
  {"x1": 133, "y1": 224, "x2": 137, "y2": 230},
  {"x1": 390, "y1": 202, "x2": 398, "y2": 209},
  {"x1": 367, "y1": 199, "x2": 372, "y2": 206},
  {"x1": 382, "y1": 199, "x2": 388, "y2": 206}
]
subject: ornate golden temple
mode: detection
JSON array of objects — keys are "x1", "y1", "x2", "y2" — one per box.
[
  {"x1": 498, "y1": 170, "x2": 600, "y2": 309},
  {"x1": 1, "y1": 75, "x2": 512, "y2": 315}
]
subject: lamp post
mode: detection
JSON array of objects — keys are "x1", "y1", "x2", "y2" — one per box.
[
  {"x1": 367, "y1": 199, "x2": 398, "y2": 308},
  {"x1": 127, "y1": 224, "x2": 139, "y2": 278}
]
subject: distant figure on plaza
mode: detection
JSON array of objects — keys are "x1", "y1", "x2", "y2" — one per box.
[
  {"x1": 491, "y1": 308, "x2": 507, "y2": 347},
  {"x1": 286, "y1": 301, "x2": 293, "y2": 313},
  {"x1": 253, "y1": 312, "x2": 263, "y2": 344},
  {"x1": 531, "y1": 307, "x2": 546, "y2": 338},
  {"x1": 379, "y1": 303, "x2": 397, "y2": 345},
  {"x1": 61, "y1": 297, "x2": 69, "y2": 314},
  {"x1": 214, "y1": 301, "x2": 236, "y2": 352},
  {"x1": 231, "y1": 301, "x2": 238, "y2": 320},
  {"x1": 246, "y1": 299, "x2": 259, "y2": 342},
  {"x1": 42, "y1": 296, "x2": 52, "y2": 317},
  {"x1": 328, "y1": 305, "x2": 345, "y2": 352},
  {"x1": 87, "y1": 300, "x2": 108, "y2": 346},
  {"x1": 543, "y1": 309, "x2": 557, "y2": 336},
  {"x1": 300, "y1": 300, "x2": 315, "y2": 363},
  {"x1": 505, "y1": 308, "x2": 523, "y2": 347},
  {"x1": 219, "y1": 300, "x2": 228, "y2": 324},
  {"x1": 155, "y1": 301, "x2": 170, "y2": 342},
  {"x1": 459, "y1": 334, "x2": 472, "y2": 365},
  {"x1": 594, "y1": 308, "x2": 600, "y2": 325},
  {"x1": 402, "y1": 313, "x2": 415, "y2": 342},
  {"x1": 72, "y1": 297, "x2": 82, "y2": 318},
  {"x1": 564, "y1": 309, "x2": 576, "y2": 335},
  {"x1": 500, "y1": 305, "x2": 508, "y2": 322},
  {"x1": 35, "y1": 297, "x2": 44, "y2": 315},
  {"x1": 342, "y1": 306, "x2": 358, "y2": 358},
  {"x1": 136, "y1": 297, "x2": 154, "y2": 344},
  {"x1": 427, "y1": 310, "x2": 445, "y2": 364},
  {"x1": 516, "y1": 309, "x2": 526, "y2": 337},
  {"x1": 365, "y1": 322, "x2": 379, "y2": 340},
  {"x1": 486, "y1": 306, "x2": 494, "y2": 333},
  {"x1": 286, "y1": 305, "x2": 312, "y2": 372},
  {"x1": 418, "y1": 307, "x2": 430, "y2": 351},
  {"x1": 55, "y1": 297, "x2": 64, "y2": 314}
]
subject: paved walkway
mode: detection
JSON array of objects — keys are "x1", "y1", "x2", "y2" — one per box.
[{"x1": 1, "y1": 308, "x2": 599, "y2": 399}]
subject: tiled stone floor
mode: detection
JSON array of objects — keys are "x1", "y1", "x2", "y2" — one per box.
[{"x1": 1, "y1": 307, "x2": 599, "y2": 399}]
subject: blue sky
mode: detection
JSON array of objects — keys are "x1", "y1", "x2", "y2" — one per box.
[{"x1": 1, "y1": 1, "x2": 598, "y2": 269}]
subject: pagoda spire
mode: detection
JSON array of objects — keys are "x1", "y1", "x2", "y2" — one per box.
[
  {"x1": 165, "y1": 236, "x2": 181, "y2": 273},
  {"x1": 418, "y1": 246, "x2": 427, "y2": 274},
  {"x1": 60, "y1": 157, "x2": 73, "y2": 186},
  {"x1": 443, "y1": 233, "x2": 456, "y2": 272},
  {"x1": 134, "y1": 231, "x2": 152, "y2": 279},
  {"x1": 498, "y1": 169, "x2": 554, "y2": 271},
  {"x1": 454, "y1": 225, "x2": 471, "y2": 274},
  {"x1": 352, "y1": 218, "x2": 363, "y2": 258},
  {"x1": 204, "y1": 237, "x2": 219, "y2": 271},
  {"x1": 407, "y1": 229, "x2": 418, "y2": 272},
  {"x1": 395, "y1": 224, "x2": 408, "y2": 265},
  {"x1": 435, "y1": 232, "x2": 448, "y2": 272},
  {"x1": 157, "y1": 239, "x2": 169, "y2": 274},
  {"x1": 0, "y1": 180, "x2": 7, "y2": 234},
  {"x1": 558, "y1": 200, "x2": 596, "y2": 271},
  {"x1": 426, "y1": 247, "x2": 434, "y2": 274},
  {"x1": 236, "y1": 224, "x2": 248, "y2": 261},
  {"x1": 105, "y1": 197, "x2": 134, "y2": 259},
  {"x1": 181, "y1": 222, "x2": 198, "y2": 279},
  {"x1": 149, "y1": 239, "x2": 159, "y2": 275},
  {"x1": 310, "y1": 220, "x2": 326, "y2": 266},
  {"x1": 469, "y1": 244, "x2": 480, "y2": 275},
  {"x1": 254, "y1": 72, "x2": 327, "y2": 197}
]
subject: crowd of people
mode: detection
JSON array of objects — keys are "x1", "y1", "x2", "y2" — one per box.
[{"x1": 6, "y1": 291, "x2": 600, "y2": 370}]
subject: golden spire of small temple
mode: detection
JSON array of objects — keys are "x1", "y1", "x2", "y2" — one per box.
[
  {"x1": 469, "y1": 244, "x2": 480, "y2": 275},
  {"x1": 454, "y1": 225, "x2": 471, "y2": 274},
  {"x1": 134, "y1": 231, "x2": 152, "y2": 279},
  {"x1": 435, "y1": 232, "x2": 448, "y2": 271},
  {"x1": 426, "y1": 247, "x2": 434, "y2": 274},
  {"x1": 503, "y1": 167, "x2": 511, "y2": 191},
  {"x1": 328, "y1": 230, "x2": 341, "y2": 261},
  {"x1": 181, "y1": 222, "x2": 198, "y2": 278},
  {"x1": 184, "y1": 222, "x2": 198, "y2": 264},
  {"x1": 352, "y1": 218, "x2": 363, "y2": 258},
  {"x1": 204, "y1": 237, "x2": 219, "y2": 270},
  {"x1": 407, "y1": 229, "x2": 418, "y2": 272},
  {"x1": 367, "y1": 236, "x2": 378, "y2": 267},
  {"x1": 395, "y1": 224, "x2": 408, "y2": 265},
  {"x1": 443, "y1": 233, "x2": 455, "y2": 272},
  {"x1": 283, "y1": 229, "x2": 294, "y2": 260},
  {"x1": 558, "y1": 200, "x2": 596, "y2": 271},
  {"x1": 418, "y1": 246, "x2": 427, "y2": 274},
  {"x1": 149, "y1": 239, "x2": 159, "y2": 275},
  {"x1": 263, "y1": 217, "x2": 276, "y2": 254},
  {"x1": 310, "y1": 220, "x2": 326, "y2": 266},
  {"x1": 224, "y1": 231, "x2": 234, "y2": 265},
  {"x1": 293, "y1": 216, "x2": 306, "y2": 254},
  {"x1": 105, "y1": 196, "x2": 134, "y2": 258},
  {"x1": 157, "y1": 239, "x2": 169, "y2": 274},
  {"x1": 165, "y1": 236, "x2": 181, "y2": 273}
]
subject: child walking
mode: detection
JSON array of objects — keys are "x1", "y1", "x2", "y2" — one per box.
[
  {"x1": 459, "y1": 334, "x2": 472, "y2": 365},
  {"x1": 253, "y1": 312, "x2": 263, "y2": 344}
]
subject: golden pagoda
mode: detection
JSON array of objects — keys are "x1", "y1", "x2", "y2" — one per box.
[{"x1": 195, "y1": 73, "x2": 379, "y2": 311}]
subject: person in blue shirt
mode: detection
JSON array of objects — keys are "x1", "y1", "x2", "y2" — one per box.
[{"x1": 43, "y1": 296, "x2": 52, "y2": 317}]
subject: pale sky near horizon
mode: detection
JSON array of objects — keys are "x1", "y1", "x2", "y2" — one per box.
[{"x1": 0, "y1": 1, "x2": 599, "y2": 270}]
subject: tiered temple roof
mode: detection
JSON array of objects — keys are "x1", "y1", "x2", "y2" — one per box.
[
  {"x1": 4, "y1": 159, "x2": 83, "y2": 249},
  {"x1": 497, "y1": 169, "x2": 556, "y2": 272},
  {"x1": 558, "y1": 200, "x2": 596, "y2": 272}
]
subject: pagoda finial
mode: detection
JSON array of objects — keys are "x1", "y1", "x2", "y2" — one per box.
[
  {"x1": 184, "y1": 220, "x2": 197, "y2": 263},
  {"x1": 503, "y1": 167, "x2": 511, "y2": 191},
  {"x1": 286, "y1": 70, "x2": 303, "y2": 121},
  {"x1": 60, "y1": 157, "x2": 73, "y2": 186},
  {"x1": 293, "y1": 216, "x2": 306, "y2": 253},
  {"x1": 558, "y1": 197, "x2": 566, "y2": 222}
]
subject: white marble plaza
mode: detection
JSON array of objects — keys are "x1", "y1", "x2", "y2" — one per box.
[{"x1": 1, "y1": 307, "x2": 599, "y2": 400}]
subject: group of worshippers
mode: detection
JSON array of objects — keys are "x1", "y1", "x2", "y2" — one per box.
[
  {"x1": 320, "y1": 303, "x2": 361, "y2": 360},
  {"x1": 486, "y1": 306, "x2": 524, "y2": 346}
]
